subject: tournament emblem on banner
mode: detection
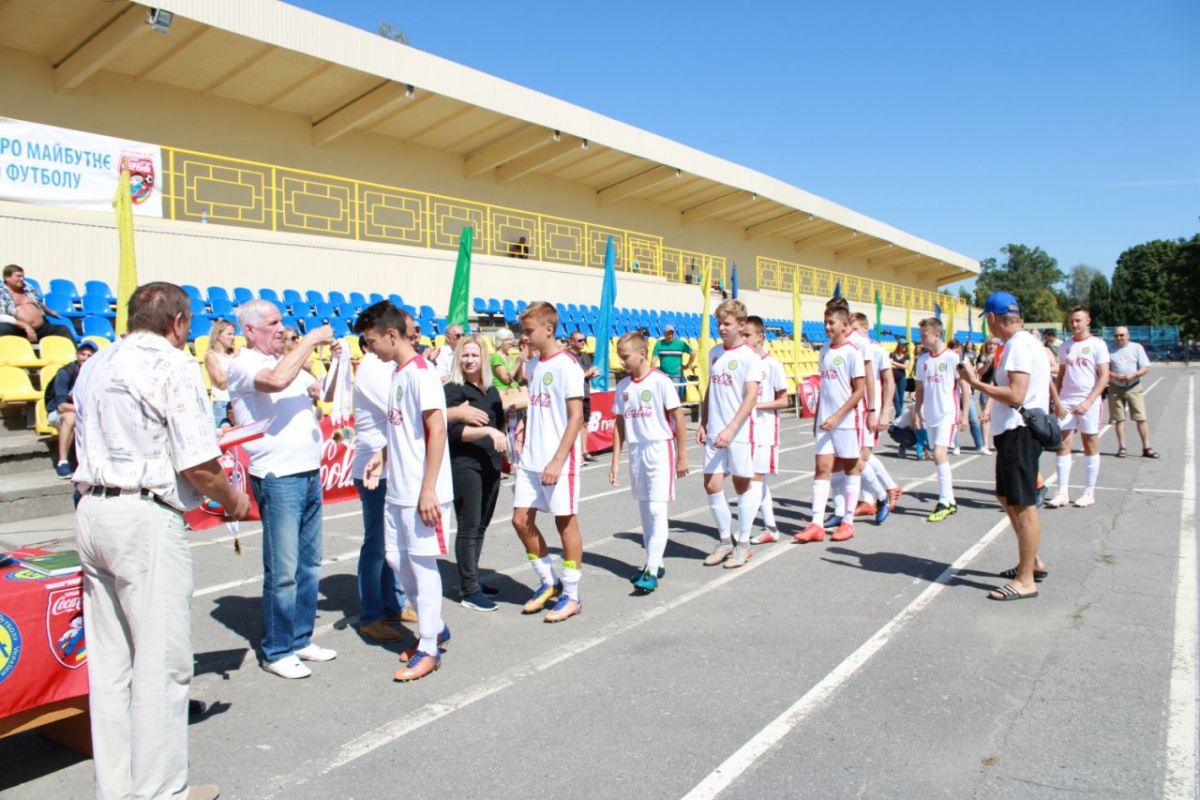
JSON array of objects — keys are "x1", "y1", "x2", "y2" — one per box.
[
  {"x1": 0, "y1": 612, "x2": 22, "y2": 683},
  {"x1": 46, "y1": 588, "x2": 87, "y2": 669},
  {"x1": 122, "y1": 151, "x2": 156, "y2": 206}
]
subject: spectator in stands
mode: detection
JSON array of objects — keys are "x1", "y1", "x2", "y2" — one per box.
[
  {"x1": 45, "y1": 340, "x2": 97, "y2": 478},
  {"x1": 491, "y1": 328, "x2": 522, "y2": 389},
  {"x1": 569, "y1": 330, "x2": 600, "y2": 462},
  {"x1": 1108, "y1": 326, "x2": 1158, "y2": 458},
  {"x1": 409, "y1": 320, "x2": 428, "y2": 355},
  {"x1": 279, "y1": 326, "x2": 315, "y2": 375},
  {"x1": 0, "y1": 264, "x2": 75, "y2": 341},
  {"x1": 508, "y1": 236, "x2": 530, "y2": 258},
  {"x1": 889, "y1": 339, "x2": 909, "y2": 418},
  {"x1": 445, "y1": 334, "x2": 506, "y2": 611},
  {"x1": 73, "y1": 281, "x2": 249, "y2": 800},
  {"x1": 204, "y1": 320, "x2": 238, "y2": 429},
  {"x1": 227, "y1": 300, "x2": 340, "y2": 680},
  {"x1": 652, "y1": 325, "x2": 695, "y2": 401},
  {"x1": 432, "y1": 323, "x2": 464, "y2": 383}
]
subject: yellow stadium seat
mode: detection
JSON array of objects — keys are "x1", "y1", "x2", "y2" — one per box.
[
  {"x1": 0, "y1": 336, "x2": 49, "y2": 368},
  {"x1": 345, "y1": 335, "x2": 363, "y2": 361},
  {"x1": 585, "y1": 336, "x2": 596, "y2": 354},
  {"x1": 234, "y1": 335, "x2": 247, "y2": 350},
  {"x1": 685, "y1": 381, "x2": 702, "y2": 404},
  {"x1": 433, "y1": 335, "x2": 445, "y2": 350},
  {"x1": 35, "y1": 364, "x2": 62, "y2": 435},
  {"x1": 39, "y1": 336, "x2": 77, "y2": 365},
  {"x1": 0, "y1": 365, "x2": 43, "y2": 403},
  {"x1": 193, "y1": 335, "x2": 210, "y2": 363}
]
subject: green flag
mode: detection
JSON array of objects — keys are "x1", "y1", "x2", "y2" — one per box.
[
  {"x1": 447, "y1": 226, "x2": 473, "y2": 331},
  {"x1": 874, "y1": 288, "x2": 882, "y2": 338}
]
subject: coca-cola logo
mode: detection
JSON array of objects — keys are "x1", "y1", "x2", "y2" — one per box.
[
  {"x1": 319, "y1": 433, "x2": 355, "y2": 494},
  {"x1": 50, "y1": 594, "x2": 81, "y2": 616},
  {"x1": 710, "y1": 374, "x2": 735, "y2": 387},
  {"x1": 45, "y1": 588, "x2": 86, "y2": 670}
]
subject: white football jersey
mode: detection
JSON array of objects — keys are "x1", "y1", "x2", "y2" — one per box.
[
  {"x1": 706, "y1": 342, "x2": 762, "y2": 444},
  {"x1": 916, "y1": 347, "x2": 961, "y2": 426},
  {"x1": 754, "y1": 354, "x2": 788, "y2": 446},
  {"x1": 1058, "y1": 336, "x2": 1110, "y2": 405},
  {"x1": 521, "y1": 350, "x2": 585, "y2": 473},
  {"x1": 614, "y1": 369, "x2": 680, "y2": 445},
  {"x1": 817, "y1": 342, "x2": 864, "y2": 430},
  {"x1": 384, "y1": 355, "x2": 453, "y2": 507}
]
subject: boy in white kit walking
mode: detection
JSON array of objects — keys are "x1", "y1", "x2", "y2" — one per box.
[
  {"x1": 698, "y1": 299, "x2": 762, "y2": 568},
  {"x1": 512, "y1": 301, "x2": 587, "y2": 622},
  {"x1": 1046, "y1": 306, "x2": 1110, "y2": 508},
  {"x1": 609, "y1": 332, "x2": 690, "y2": 593},
  {"x1": 849, "y1": 312, "x2": 901, "y2": 524},
  {"x1": 357, "y1": 302, "x2": 452, "y2": 683},
  {"x1": 913, "y1": 317, "x2": 970, "y2": 522},
  {"x1": 741, "y1": 316, "x2": 789, "y2": 545},
  {"x1": 824, "y1": 303, "x2": 878, "y2": 528},
  {"x1": 795, "y1": 303, "x2": 866, "y2": 543}
]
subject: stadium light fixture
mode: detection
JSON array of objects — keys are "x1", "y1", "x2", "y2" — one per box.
[{"x1": 147, "y1": 8, "x2": 174, "y2": 34}]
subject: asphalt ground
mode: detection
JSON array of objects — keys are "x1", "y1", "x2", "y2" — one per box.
[{"x1": 2, "y1": 368, "x2": 1197, "y2": 800}]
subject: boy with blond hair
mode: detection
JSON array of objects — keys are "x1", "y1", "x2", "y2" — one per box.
[
  {"x1": 511, "y1": 301, "x2": 587, "y2": 622},
  {"x1": 697, "y1": 298, "x2": 762, "y2": 568},
  {"x1": 609, "y1": 332, "x2": 690, "y2": 593},
  {"x1": 914, "y1": 316, "x2": 970, "y2": 522}
]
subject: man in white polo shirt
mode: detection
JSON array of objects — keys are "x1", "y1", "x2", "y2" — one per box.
[
  {"x1": 228, "y1": 300, "x2": 339, "y2": 679},
  {"x1": 1108, "y1": 326, "x2": 1158, "y2": 459}
]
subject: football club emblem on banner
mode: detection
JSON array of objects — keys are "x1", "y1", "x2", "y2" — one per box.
[
  {"x1": 0, "y1": 612, "x2": 21, "y2": 683},
  {"x1": 46, "y1": 588, "x2": 87, "y2": 669}
]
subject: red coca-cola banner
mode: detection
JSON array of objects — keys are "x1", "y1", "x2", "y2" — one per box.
[
  {"x1": 798, "y1": 375, "x2": 820, "y2": 418},
  {"x1": 185, "y1": 416, "x2": 359, "y2": 532},
  {"x1": 586, "y1": 390, "x2": 616, "y2": 453}
]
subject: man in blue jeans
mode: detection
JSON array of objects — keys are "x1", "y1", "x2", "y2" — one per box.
[
  {"x1": 351, "y1": 346, "x2": 414, "y2": 640},
  {"x1": 228, "y1": 299, "x2": 340, "y2": 680}
]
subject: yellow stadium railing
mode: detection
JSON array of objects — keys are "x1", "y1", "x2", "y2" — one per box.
[{"x1": 755, "y1": 256, "x2": 970, "y2": 317}]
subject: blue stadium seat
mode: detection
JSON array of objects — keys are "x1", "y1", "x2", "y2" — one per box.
[
  {"x1": 232, "y1": 287, "x2": 254, "y2": 306},
  {"x1": 281, "y1": 315, "x2": 302, "y2": 332},
  {"x1": 348, "y1": 292, "x2": 367, "y2": 309},
  {"x1": 368, "y1": 292, "x2": 385, "y2": 305},
  {"x1": 210, "y1": 297, "x2": 234, "y2": 317},
  {"x1": 43, "y1": 292, "x2": 84, "y2": 319},
  {"x1": 419, "y1": 305, "x2": 437, "y2": 321},
  {"x1": 518, "y1": 301, "x2": 530, "y2": 312},
  {"x1": 189, "y1": 297, "x2": 209, "y2": 319},
  {"x1": 50, "y1": 279, "x2": 81, "y2": 305},
  {"x1": 83, "y1": 316, "x2": 115, "y2": 341},
  {"x1": 502, "y1": 300, "x2": 519, "y2": 324},
  {"x1": 337, "y1": 303, "x2": 358, "y2": 319},
  {"x1": 84, "y1": 280, "x2": 115, "y2": 303},
  {"x1": 188, "y1": 316, "x2": 209, "y2": 341},
  {"x1": 313, "y1": 302, "x2": 335, "y2": 320},
  {"x1": 487, "y1": 298, "x2": 502, "y2": 316},
  {"x1": 282, "y1": 289, "x2": 304, "y2": 310},
  {"x1": 82, "y1": 294, "x2": 115, "y2": 319},
  {"x1": 206, "y1": 286, "x2": 231, "y2": 306},
  {"x1": 181, "y1": 285, "x2": 202, "y2": 302},
  {"x1": 387, "y1": 293, "x2": 404, "y2": 307},
  {"x1": 305, "y1": 290, "x2": 325, "y2": 305},
  {"x1": 329, "y1": 318, "x2": 350, "y2": 338},
  {"x1": 23, "y1": 277, "x2": 42, "y2": 294},
  {"x1": 259, "y1": 288, "x2": 280, "y2": 303},
  {"x1": 328, "y1": 291, "x2": 347, "y2": 306},
  {"x1": 473, "y1": 297, "x2": 488, "y2": 315},
  {"x1": 401, "y1": 304, "x2": 417, "y2": 317}
]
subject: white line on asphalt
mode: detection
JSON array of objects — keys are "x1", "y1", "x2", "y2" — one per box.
[
  {"x1": 192, "y1": 549, "x2": 360, "y2": 598},
  {"x1": 949, "y1": 478, "x2": 1184, "y2": 495},
  {"x1": 1163, "y1": 375, "x2": 1197, "y2": 800},
  {"x1": 680, "y1": 490, "x2": 1008, "y2": 800}
]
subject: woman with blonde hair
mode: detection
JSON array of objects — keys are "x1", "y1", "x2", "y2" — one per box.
[
  {"x1": 444, "y1": 333, "x2": 507, "y2": 611},
  {"x1": 204, "y1": 319, "x2": 237, "y2": 428}
]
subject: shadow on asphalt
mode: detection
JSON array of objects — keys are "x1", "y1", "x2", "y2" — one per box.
[{"x1": 820, "y1": 547, "x2": 995, "y2": 590}]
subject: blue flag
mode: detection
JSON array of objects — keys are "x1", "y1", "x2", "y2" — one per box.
[
  {"x1": 593, "y1": 236, "x2": 617, "y2": 390},
  {"x1": 967, "y1": 308, "x2": 974, "y2": 343},
  {"x1": 731, "y1": 263, "x2": 739, "y2": 299},
  {"x1": 935, "y1": 302, "x2": 943, "y2": 322},
  {"x1": 833, "y1": 280, "x2": 842, "y2": 299}
]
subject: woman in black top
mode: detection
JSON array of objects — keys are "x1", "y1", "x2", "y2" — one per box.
[
  {"x1": 444, "y1": 334, "x2": 507, "y2": 612},
  {"x1": 890, "y1": 340, "x2": 910, "y2": 418}
]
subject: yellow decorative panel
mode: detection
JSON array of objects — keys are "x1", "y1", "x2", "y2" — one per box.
[
  {"x1": 360, "y1": 186, "x2": 425, "y2": 246},
  {"x1": 171, "y1": 153, "x2": 270, "y2": 226},
  {"x1": 541, "y1": 219, "x2": 585, "y2": 265},
  {"x1": 488, "y1": 208, "x2": 538, "y2": 258},
  {"x1": 430, "y1": 198, "x2": 485, "y2": 251},
  {"x1": 627, "y1": 234, "x2": 662, "y2": 276}
]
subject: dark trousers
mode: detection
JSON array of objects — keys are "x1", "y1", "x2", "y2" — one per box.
[
  {"x1": 0, "y1": 321, "x2": 75, "y2": 341},
  {"x1": 451, "y1": 463, "x2": 501, "y2": 596}
]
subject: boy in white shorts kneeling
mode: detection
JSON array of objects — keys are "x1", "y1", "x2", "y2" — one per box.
[
  {"x1": 358, "y1": 302, "x2": 453, "y2": 683},
  {"x1": 609, "y1": 332, "x2": 690, "y2": 593}
]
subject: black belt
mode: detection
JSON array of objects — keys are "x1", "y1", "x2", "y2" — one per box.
[{"x1": 84, "y1": 486, "x2": 178, "y2": 512}]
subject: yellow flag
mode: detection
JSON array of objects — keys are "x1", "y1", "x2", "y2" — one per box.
[
  {"x1": 112, "y1": 159, "x2": 137, "y2": 335},
  {"x1": 696, "y1": 258, "x2": 714, "y2": 400},
  {"x1": 905, "y1": 305, "x2": 912, "y2": 362},
  {"x1": 791, "y1": 271, "x2": 802, "y2": 389},
  {"x1": 947, "y1": 308, "x2": 955, "y2": 343}
]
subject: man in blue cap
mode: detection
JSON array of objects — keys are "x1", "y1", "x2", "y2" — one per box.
[{"x1": 957, "y1": 292, "x2": 1049, "y2": 601}]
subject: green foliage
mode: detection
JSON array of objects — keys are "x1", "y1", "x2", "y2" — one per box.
[
  {"x1": 1064, "y1": 264, "x2": 1099, "y2": 307},
  {"x1": 1164, "y1": 234, "x2": 1200, "y2": 337},
  {"x1": 1086, "y1": 273, "x2": 1113, "y2": 327},
  {"x1": 956, "y1": 286, "x2": 972, "y2": 303},
  {"x1": 1111, "y1": 239, "x2": 1180, "y2": 325},
  {"x1": 974, "y1": 244, "x2": 1065, "y2": 322},
  {"x1": 378, "y1": 21, "x2": 409, "y2": 44}
]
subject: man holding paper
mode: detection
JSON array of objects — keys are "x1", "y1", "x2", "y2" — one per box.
[{"x1": 228, "y1": 300, "x2": 339, "y2": 680}]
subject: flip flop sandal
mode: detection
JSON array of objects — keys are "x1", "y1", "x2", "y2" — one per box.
[
  {"x1": 1143, "y1": 448, "x2": 1160, "y2": 459},
  {"x1": 988, "y1": 584, "x2": 1038, "y2": 602},
  {"x1": 1116, "y1": 448, "x2": 1127, "y2": 458},
  {"x1": 998, "y1": 567, "x2": 1048, "y2": 582}
]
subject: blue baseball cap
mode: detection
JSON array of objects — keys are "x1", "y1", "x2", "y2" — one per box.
[{"x1": 981, "y1": 291, "x2": 1020, "y2": 316}]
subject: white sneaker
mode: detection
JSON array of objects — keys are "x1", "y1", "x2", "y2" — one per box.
[
  {"x1": 263, "y1": 655, "x2": 311, "y2": 680},
  {"x1": 952, "y1": 446, "x2": 961, "y2": 456},
  {"x1": 295, "y1": 643, "x2": 337, "y2": 662},
  {"x1": 1072, "y1": 493, "x2": 1095, "y2": 508},
  {"x1": 980, "y1": 447, "x2": 992, "y2": 455},
  {"x1": 1044, "y1": 491, "x2": 1071, "y2": 509}
]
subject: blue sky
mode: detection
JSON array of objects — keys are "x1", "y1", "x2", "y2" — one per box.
[{"x1": 290, "y1": 1, "x2": 1198, "y2": 289}]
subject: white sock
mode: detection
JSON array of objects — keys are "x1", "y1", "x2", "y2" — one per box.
[
  {"x1": 1084, "y1": 454, "x2": 1100, "y2": 493},
  {"x1": 1056, "y1": 455, "x2": 1072, "y2": 494},
  {"x1": 737, "y1": 481, "x2": 763, "y2": 544},
  {"x1": 560, "y1": 563, "x2": 582, "y2": 601},
  {"x1": 811, "y1": 479, "x2": 831, "y2": 524},
  {"x1": 841, "y1": 475, "x2": 861, "y2": 526},
  {"x1": 862, "y1": 463, "x2": 887, "y2": 505},
  {"x1": 831, "y1": 471, "x2": 847, "y2": 517},
  {"x1": 409, "y1": 554, "x2": 443, "y2": 655},
  {"x1": 640, "y1": 501, "x2": 670, "y2": 572},
  {"x1": 868, "y1": 455, "x2": 898, "y2": 490},
  {"x1": 527, "y1": 552, "x2": 555, "y2": 586},
  {"x1": 937, "y1": 462, "x2": 954, "y2": 505},
  {"x1": 708, "y1": 491, "x2": 732, "y2": 541},
  {"x1": 759, "y1": 480, "x2": 776, "y2": 529}
]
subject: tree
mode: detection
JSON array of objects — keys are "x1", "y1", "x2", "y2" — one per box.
[
  {"x1": 1064, "y1": 264, "x2": 1099, "y2": 307},
  {"x1": 1111, "y1": 239, "x2": 1179, "y2": 325},
  {"x1": 956, "y1": 286, "x2": 972, "y2": 304},
  {"x1": 378, "y1": 21, "x2": 408, "y2": 44},
  {"x1": 1164, "y1": 234, "x2": 1200, "y2": 337},
  {"x1": 974, "y1": 244, "x2": 1065, "y2": 322},
  {"x1": 1086, "y1": 273, "x2": 1113, "y2": 327}
]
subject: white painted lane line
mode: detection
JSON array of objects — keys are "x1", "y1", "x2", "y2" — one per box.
[
  {"x1": 192, "y1": 549, "x2": 360, "y2": 598},
  {"x1": 680, "y1": 501, "x2": 1011, "y2": 800},
  {"x1": 1163, "y1": 375, "x2": 1197, "y2": 800}
]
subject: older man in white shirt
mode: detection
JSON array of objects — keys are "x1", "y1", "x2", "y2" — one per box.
[
  {"x1": 74, "y1": 282, "x2": 250, "y2": 800},
  {"x1": 228, "y1": 301, "x2": 338, "y2": 679},
  {"x1": 432, "y1": 323, "x2": 464, "y2": 383}
]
